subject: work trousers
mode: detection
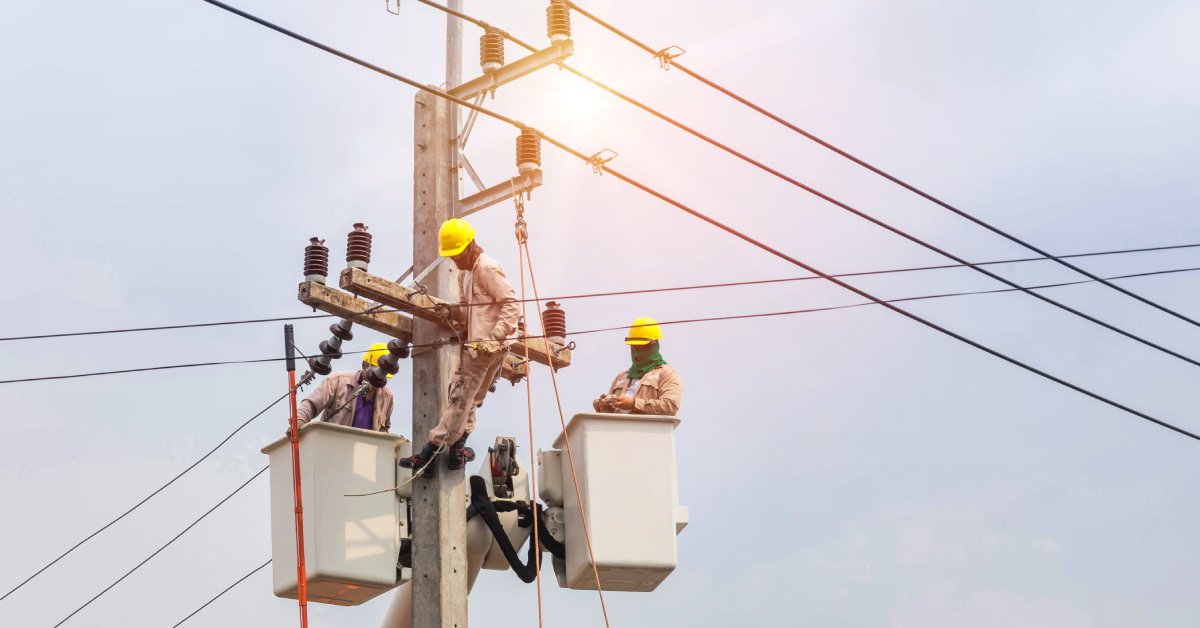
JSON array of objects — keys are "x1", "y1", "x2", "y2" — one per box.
[{"x1": 429, "y1": 347, "x2": 506, "y2": 446}]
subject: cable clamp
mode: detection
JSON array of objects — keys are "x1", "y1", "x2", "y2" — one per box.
[
  {"x1": 587, "y1": 148, "x2": 618, "y2": 174},
  {"x1": 653, "y1": 45, "x2": 686, "y2": 70},
  {"x1": 511, "y1": 177, "x2": 529, "y2": 244},
  {"x1": 385, "y1": 0, "x2": 400, "y2": 16}
]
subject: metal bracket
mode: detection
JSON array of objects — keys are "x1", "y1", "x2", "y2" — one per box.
[
  {"x1": 449, "y1": 40, "x2": 574, "y2": 101},
  {"x1": 587, "y1": 149, "x2": 618, "y2": 174},
  {"x1": 458, "y1": 93, "x2": 486, "y2": 150},
  {"x1": 653, "y1": 45, "x2": 686, "y2": 70},
  {"x1": 459, "y1": 150, "x2": 486, "y2": 193},
  {"x1": 385, "y1": 0, "x2": 401, "y2": 15},
  {"x1": 456, "y1": 169, "x2": 543, "y2": 219}
]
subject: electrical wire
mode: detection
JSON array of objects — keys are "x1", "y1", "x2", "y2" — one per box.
[
  {"x1": 168, "y1": 1, "x2": 1200, "y2": 442},
  {"x1": 563, "y1": 0, "x2": 1200, "y2": 329},
  {"x1": 3, "y1": 264, "x2": 1198, "y2": 386},
  {"x1": 171, "y1": 558, "x2": 271, "y2": 627},
  {"x1": 53, "y1": 466, "x2": 268, "y2": 627},
  {"x1": 0, "y1": 385, "x2": 299, "y2": 603},
  {"x1": 3, "y1": 240, "x2": 1197, "y2": 343},
  {"x1": 415, "y1": 2, "x2": 1200, "y2": 370}
]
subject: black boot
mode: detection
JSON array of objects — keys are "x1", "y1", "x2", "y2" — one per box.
[
  {"x1": 399, "y1": 441, "x2": 441, "y2": 473},
  {"x1": 447, "y1": 433, "x2": 476, "y2": 471}
]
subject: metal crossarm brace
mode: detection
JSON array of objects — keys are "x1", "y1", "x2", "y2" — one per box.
[
  {"x1": 448, "y1": 40, "x2": 575, "y2": 100},
  {"x1": 457, "y1": 169, "x2": 542, "y2": 218}
]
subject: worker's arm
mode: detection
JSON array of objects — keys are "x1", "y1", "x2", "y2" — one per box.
[
  {"x1": 592, "y1": 372, "x2": 623, "y2": 412},
  {"x1": 480, "y1": 262, "x2": 519, "y2": 339},
  {"x1": 296, "y1": 377, "x2": 334, "y2": 425},
  {"x1": 633, "y1": 369, "x2": 683, "y2": 416}
]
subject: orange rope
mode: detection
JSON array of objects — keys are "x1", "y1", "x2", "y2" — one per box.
[
  {"x1": 517, "y1": 213, "x2": 545, "y2": 628},
  {"x1": 521, "y1": 240, "x2": 612, "y2": 628}
]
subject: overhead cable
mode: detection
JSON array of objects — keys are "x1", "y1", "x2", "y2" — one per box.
[
  {"x1": 193, "y1": 0, "x2": 1199, "y2": 441},
  {"x1": 563, "y1": 0, "x2": 1200, "y2": 328},
  {"x1": 171, "y1": 559, "x2": 271, "y2": 627},
  {"x1": 4, "y1": 264, "x2": 1199, "y2": 386},
  {"x1": 0, "y1": 386, "x2": 298, "y2": 603},
  {"x1": 4, "y1": 241, "x2": 1197, "y2": 343},
  {"x1": 53, "y1": 466, "x2": 268, "y2": 627},
  {"x1": 410, "y1": 1, "x2": 1200, "y2": 369}
]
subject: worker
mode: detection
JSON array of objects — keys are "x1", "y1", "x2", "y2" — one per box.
[
  {"x1": 593, "y1": 317, "x2": 683, "y2": 416},
  {"x1": 401, "y1": 218, "x2": 519, "y2": 471},
  {"x1": 295, "y1": 342, "x2": 395, "y2": 433}
]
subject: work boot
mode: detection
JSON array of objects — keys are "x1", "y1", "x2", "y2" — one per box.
[
  {"x1": 399, "y1": 441, "x2": 441, "y2": 474},
  {"x1": 447, "y1": 433, "x2": 476, "y2": 471}
]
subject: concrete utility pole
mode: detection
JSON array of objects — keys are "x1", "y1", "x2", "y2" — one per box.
[{"x1": 410, "y1": 3, "x2": 465, "y2": 628}]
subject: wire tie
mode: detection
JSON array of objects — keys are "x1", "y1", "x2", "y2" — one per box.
[
  {"x1": 653, "y1": 45, "x2": 686, "y2": 70},
  {"x1": 586, "y1": 149, "x2": 618, "y2": 174}
]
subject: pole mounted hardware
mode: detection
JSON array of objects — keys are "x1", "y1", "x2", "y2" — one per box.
[{"x1": 653, "y1": 45, "x2": 686, "y2": 70}]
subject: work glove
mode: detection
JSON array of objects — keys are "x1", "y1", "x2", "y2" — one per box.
[{"x1": 475, "y1": 328, "x2": 508, "y2": 354}]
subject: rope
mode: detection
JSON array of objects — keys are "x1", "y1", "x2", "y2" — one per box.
[
  {"x1": 521, "y1": 239, "x2": 612, "y2": 628},
  {"x1": 514, "y1": 185, "x2": 545, "y2": 627}
]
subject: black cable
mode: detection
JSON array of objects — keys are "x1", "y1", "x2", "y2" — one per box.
[
  {"x1": 5, "y1": 262, "x2": 1196, "y2": 388},
  {"x1": 4, "y1": 240, "x2": 1197, "y2": 344},
  {"x1": 187, "y1": 1, "x2": 1199, "y2": 441},
  {"x1": 0, "y1": 387, "x2": 295, "y2": 602},
  {"x1": 564, "y1": 0, "x2": 1200, "y2": 329},
  {"x1": 171, "y1": 558, "x2": 271, "y2": 627},
  {"x1": 409, "y1": 3, "x2": 1200, "y2": 371},
  {"x1": 53, "y1": 466, "x2": 268, "y2": 627}
]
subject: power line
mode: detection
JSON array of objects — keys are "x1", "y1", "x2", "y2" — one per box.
[
  {"x1": 416, "y1": 1, "x2": 1200, "y2": 370},
  {"x1": 192, "y1": 0, "x2": 1198, "y2": 443},
  {"x1": 171, "y1": 558, "x2": 271, "y2": 627},
  {"x1": 5, "y1": 260, "x2": 1197, "y2": 387},
  {"x1": 0, "y1": 387, "x2": 296, "y2": 602},
  {"x1": 53, "y1": 466, "x2": 268, "y2": 627},
  {"x1": 563, "y1": 0, "x2": 1200, "y2": 329},
  {"x1": 4, "y1": 240, "x2": 1197, "y2": 343}
]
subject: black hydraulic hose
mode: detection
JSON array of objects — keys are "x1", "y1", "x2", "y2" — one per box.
[{"x1": 468, "y1": 476, "x2": 541, "y2": 583}]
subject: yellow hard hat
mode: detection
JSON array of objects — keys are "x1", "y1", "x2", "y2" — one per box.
[
  {"x1": 625, "y1": 317, "x2": 663, "y2": 346},
  {"x1": 438, "y1": 218, "x2": 476, "y2": 257},
  {"x1": 362, "y1": 342, "x2": 393, "y2": 378}
]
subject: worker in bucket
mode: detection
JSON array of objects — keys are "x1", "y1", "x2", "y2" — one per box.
[
  {"x1": 593, "y1": 317, "x2": 683, "y2": 416},
  {"x1": 295, "y1": 342, "x2": 396, "y2": 433},
  {"x1": 401, "y1": 217, "x2": 519, "y2": 472}
]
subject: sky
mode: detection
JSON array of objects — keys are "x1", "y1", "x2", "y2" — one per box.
[{"x1": 2, "y1": 0, "x2": 1200, "y2": 626}]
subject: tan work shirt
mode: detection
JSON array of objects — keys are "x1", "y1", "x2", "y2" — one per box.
[
  {"x1": 457, "y1": 251, "x2": 519, "y2": 346},
  {"x1": 593, "y1": 364, "x2": 684, "y2": 416},
  {"x1": 296, "y1": 371, "x2": 394, "y2": 433}
]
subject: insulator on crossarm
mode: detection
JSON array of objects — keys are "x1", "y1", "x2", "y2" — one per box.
[
  {"x1": 303, "y1": 237, "x2": 329, "y2": 284},
  {"x1": 480, "y1": 28, "x2": 505, "y2": 73},
  {"x1": 516, "y1": 129, "x2": 541, "y2": 173},
  {"x1": 367, "y1": 368, "x2": 389, "y2": 389},
  {"x1": 387, "y1": 338, "x2": 411, "y2": 360},
  {"x1": 542, "y1": 301, "x2": 567, "y2": 344},
  {"x1": 546, "y1": 0, "x2": 571, "y2": 42},
  {"x1": 329, "y1": 320, "x2": 354, "y2": 342},
  {"x1": 346, "y1": 223, "x2": 372, "y2": 271},
  {"x1": 308, "y1": 356, "x2": 332, "y2": 376},
  {"x1": 319, "y1": 338, "x2": 344, "y2": 360}
]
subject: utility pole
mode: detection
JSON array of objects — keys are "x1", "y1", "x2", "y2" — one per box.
[{"x1": 410, "y1": 3, "x2": 466, "y2": 628}]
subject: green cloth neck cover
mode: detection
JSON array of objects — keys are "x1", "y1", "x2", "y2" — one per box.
[{"x1": 628, "y1": 342, "x2": 666, "y2": 380}]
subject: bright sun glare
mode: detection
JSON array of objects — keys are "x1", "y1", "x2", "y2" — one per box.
[{"x1": 551, "y1": 79, "x2": 608, "y2": 128}]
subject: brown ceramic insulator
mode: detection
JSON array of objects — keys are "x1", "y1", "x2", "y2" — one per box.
[
  {"x1": 367, "y1": 368, "x2": 389, "y2": 388},
  {"x1": 541, "y1": 301, "x2": 567, "y2": 341},
  {"x1": 480, "y1": 28, "x2": 505, "y2": 72},
  {"x1": 546, "y1": 0, "x2": 571, "y2": 41},
  {"x1": 308, "y1": 356, "x2": 332, "y2": 376},
  {"x1": 387, "y1": 338, "x2": 411, "y2": 359},
  {"x1": 329, "y1": 321, "x2": 354, "y2": 342},
  {"x1": 516, "y1": 129, "x2": 541, "y2": 172},
  {"x1": 346, "y1": 223, "x2": 373, "y2": 266},
  {"x1": 303, "y1": 237, "x2": 329, "y2": 281}
]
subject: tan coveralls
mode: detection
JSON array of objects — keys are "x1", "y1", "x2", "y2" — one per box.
[
  {"x1": 593, "y1": 364, "x2": 684, "y2": 416},
  {"x1": 429, "y1": 251, "x2": 520, "y2": 445},
  {"x1": 297, "y1": 371, "x2": 394, "y2": 432}
]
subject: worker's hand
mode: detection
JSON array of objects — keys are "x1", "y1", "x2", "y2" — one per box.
[
  {"x1": 474, "y1": 338, "x2": 504, "y2": 354},
  {"x1": 594, "y1": 396, "x2": 615, "y2": 412},
  {"x1": 611, "y1": 396, "x2": 636, "y2": 412}
]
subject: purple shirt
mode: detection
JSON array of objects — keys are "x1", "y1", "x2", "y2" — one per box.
[{"x1": 352, "y1": 373, "x2": 375, "y2": 430}]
